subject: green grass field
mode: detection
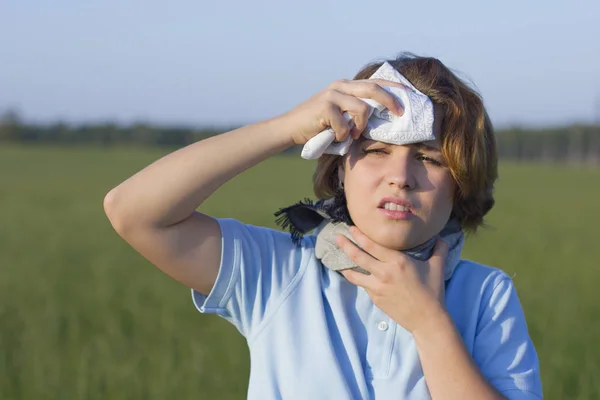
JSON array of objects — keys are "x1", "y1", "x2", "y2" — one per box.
[{"x1": 1, "y1": 144, "x2": 599, "y2": 399}]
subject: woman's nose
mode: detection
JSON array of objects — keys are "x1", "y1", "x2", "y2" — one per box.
[{"x1": 385, "y1": 152, "x2": 416, "y2": 190}]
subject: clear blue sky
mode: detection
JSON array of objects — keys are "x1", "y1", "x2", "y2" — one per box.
[{"x1": 1, "y1": 0, "x2": 599, "y2": 128}]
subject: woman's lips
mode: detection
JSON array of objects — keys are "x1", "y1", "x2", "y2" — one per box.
[{"x1": 377, "y1": 208, "x2": 413, "y2": 220}]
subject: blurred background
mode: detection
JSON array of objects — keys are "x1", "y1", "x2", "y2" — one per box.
[{"x1": 1, "y1": 1, "x2": 599, "y2": 399}]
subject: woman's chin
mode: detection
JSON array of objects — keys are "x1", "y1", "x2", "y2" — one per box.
[
  {"x1": 353, "y1": 215, "x2": 427, "y2": 250},
  {"x1": 364, "y1": 228, "x2": 420, "y2": 251}
]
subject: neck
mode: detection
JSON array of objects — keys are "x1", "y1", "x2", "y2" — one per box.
[
  {"x1": 314, "y1": 219, "x2": 464, "y2": 281},
  {"x1": 274, "y1": 196, "x2": 465, "y2": 280}
]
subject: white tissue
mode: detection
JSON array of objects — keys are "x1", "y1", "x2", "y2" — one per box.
[{"x1": 301, "y1": 62, "x2": 435, "y2": 160}]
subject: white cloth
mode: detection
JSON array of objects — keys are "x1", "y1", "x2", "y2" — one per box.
[{"x1": 301, "y1": 62, "x2": 436, "y2": 160}]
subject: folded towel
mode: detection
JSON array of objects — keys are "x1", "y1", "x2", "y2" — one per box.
[{"x1": 301, "y1": 62, "x2": 435, "y2": 160}]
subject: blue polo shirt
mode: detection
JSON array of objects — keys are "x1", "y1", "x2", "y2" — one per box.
[{"x1": 192, "y1": 218, "x2": 542, "y2": 399}]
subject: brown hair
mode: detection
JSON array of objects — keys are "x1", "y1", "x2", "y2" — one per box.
[{"x1": 312, "y1": 53, "x2": 498, "y2": 233}]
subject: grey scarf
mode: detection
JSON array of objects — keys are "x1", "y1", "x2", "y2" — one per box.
[{"x1": 275, "y1": 197, "x2": 464, "y2": 281}]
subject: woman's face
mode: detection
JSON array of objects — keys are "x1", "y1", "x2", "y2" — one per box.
[{"x1": 340, "y1": 123, "x2": 454, "y2": 251}]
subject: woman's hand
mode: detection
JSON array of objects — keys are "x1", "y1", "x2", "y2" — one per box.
[
  {"x1": 278, "y1": 79, "x2": 406, "y2": 146},
  {"x1": 336, "y1": 225, "x2": 449, "y2": 334},
  {"x1": 337, "y1": 227, "x2": 509, "y2": 399}
]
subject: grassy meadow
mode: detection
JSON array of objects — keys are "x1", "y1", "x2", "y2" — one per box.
[{"x1": 1, "y1": 144, "x2": 599, "y2": 399}]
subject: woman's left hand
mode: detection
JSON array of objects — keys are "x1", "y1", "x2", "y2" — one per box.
[{"x1": 336, "y1": 226, "x2": 449, "y2": 334}]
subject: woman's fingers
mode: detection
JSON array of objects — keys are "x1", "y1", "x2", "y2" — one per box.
[
  {"x1": 326, "y1": 102, "x2": 352, "y2": 142},
  {"x1": 282, "y1": 76, "x2": 408, "y2": 146},
  {"x1": 329, "y1": 79, "x2": 405, "y2": 116},
  {"x1": 324, "y1": 90, "x2": 373, "y2": 141},
  {"x1": 347, "y1": 226, "x2": 397, "y2": 262},
  {"x1": 334, "y1": 91, "x2": 372, "y2": 139},
  {"x1": 335, "y1": 234, "x2": 384, "y2": 278},
  {"x1": 341, "y1": 268, "x2": 380, "y2": 289}
]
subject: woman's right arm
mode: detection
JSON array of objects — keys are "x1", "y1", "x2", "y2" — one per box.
[
  {"x1": 103, "y1": 117, "x2": 295, "y2": 295},
  {"x1": 103, "y1": 79, "x2": 403, "y2": 296}
]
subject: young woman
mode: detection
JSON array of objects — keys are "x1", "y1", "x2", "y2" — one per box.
[{"x1": 104, "y1": 53, "x2": 542, "y2": 399}]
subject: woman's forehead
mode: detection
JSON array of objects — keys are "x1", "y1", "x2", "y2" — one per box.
[{"x1": 358, "y1": 136, "x2": 441, "y2": 150}]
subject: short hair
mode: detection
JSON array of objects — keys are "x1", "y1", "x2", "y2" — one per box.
[{"x1": 312, "y1": 53, "x2": 498, "y2": 233}]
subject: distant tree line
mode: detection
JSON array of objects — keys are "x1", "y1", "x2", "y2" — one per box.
[
  {"x1": 0, "y1": 109, "x2": 230, "y2": 149},
  {"x1": 496, "y1": 125, "x2": 600, "y2": 165},
  {"x1": 1, "y1": 109, "x2": 599, "y2": 164}
]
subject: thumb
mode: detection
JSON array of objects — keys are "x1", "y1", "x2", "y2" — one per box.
[
  {"x1": 431, "y1": 237, "x2": 449, "y2": 263},
  {"x1": 427, "y1": 237, "x2": 448, "y2": 284}
]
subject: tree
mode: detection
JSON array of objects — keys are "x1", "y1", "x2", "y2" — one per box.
[{"x1": 0, "y1": 108, "x2": 23, "y2": 141}]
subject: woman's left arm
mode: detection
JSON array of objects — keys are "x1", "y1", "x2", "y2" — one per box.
[
  {"x1": 410, "y1": 307, "x2": 506, "y2": 399},
  {"x1": 336, "y1": 226, "x2": 540, "y2": 400}
]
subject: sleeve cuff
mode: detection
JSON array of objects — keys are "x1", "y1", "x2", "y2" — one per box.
[
  {"x1": 499, "y1": 389, "x2": 543, "y2": 400},
  {"x1": 190, "y1": 218, "x2": 241, "y2": 315}
]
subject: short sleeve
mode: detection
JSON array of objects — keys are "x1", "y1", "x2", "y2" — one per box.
[
  {"x1": 474, "y1": 274, "x2": 543, "y2": 399},
  {"x1": 191, "y1": 218, "x2": 309, "y2": 339}
]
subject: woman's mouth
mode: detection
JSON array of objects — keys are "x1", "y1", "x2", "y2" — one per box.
[
  {"x1": 378, "y1": 202, "x2": 413, "y2": 220},
  {"x1": 381, "y1": 202, "x2": 410, "y2": 212}
]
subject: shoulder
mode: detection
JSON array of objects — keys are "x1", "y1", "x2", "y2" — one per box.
[
  {"x1": 215, "y1": 217, "x2": 318, "y2": 270},
  {"x1": 193, "y1": 219, "x2": 320, "y2": 334},
  {"x1": 450, "y1": 259, "x2": 514, "y2": 293},
  {"x1": 446, "y1": 259, "x2": 523, "y2": 321},
  {"x1": 450, "y1": 262, "x2": 542, "y2": 397},
  {"x1": 217, "y1": 217, "x2": 316, "y2": 247},
  {"x1": 447, "y1": 259, "x2": 533, "y2": 336}
]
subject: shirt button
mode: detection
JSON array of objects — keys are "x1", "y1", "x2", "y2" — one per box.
[{"x1": 377, "y1": 321, "x2": 389, "y2": 331}]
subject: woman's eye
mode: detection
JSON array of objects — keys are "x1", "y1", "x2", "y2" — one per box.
[
  {"x1": 363, "y1": 148, "x2": 387, "y2": 155},
  {"x1": 416, "y1": 153, "x2": 442, "y2": 166}
]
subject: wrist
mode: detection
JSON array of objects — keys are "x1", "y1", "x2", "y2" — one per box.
[
  {"x1": 411, "y1": 302, "x2": 454, "y2": 340},
  {"x1": 266, "y1": 113, "x2": 303, "y2": 147}
]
